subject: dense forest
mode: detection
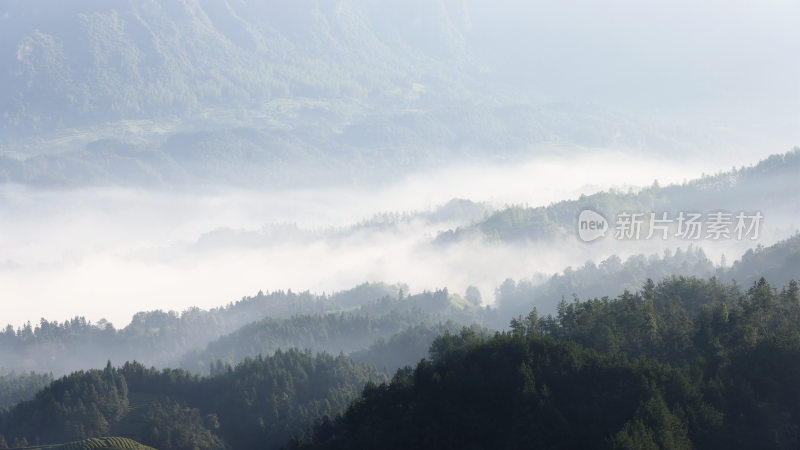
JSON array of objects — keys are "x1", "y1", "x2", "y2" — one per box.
[
  {"x1": 494, "y1": 232, "x2": 800, "y2": 323},
  {"x1": 348, "y1": 322, "x2": 485, "y2": 372},
  {"x1": 0, "y1": 282, "x2": 401, "y2": 375},
  {"x1": 296, "y1": 276, "x2": 800, "y2": 449},
  {"x1": 0, "y1": 1, "x2": 795, "y2": 449},
  {"x1": 724, "y1": 233, "x2": 800, "y2": 287},
  {"x1": 0, "y1": 370, "x2": 53, "y2": 410},
  {"x1": 493, "y1": 244, "x2": 716, "y2": 323},
  {"x1": 2, "y1": 231, "x2": 795, "y2": 384},
  {"x1": 179, "y1": 290, "x2": 486, "y2": 375},
  {"x1": 3, "y1": 275, "x2": 798, "y2": 449},
  {"x1": 0, "y1": 209, "x2": 795, "y2": 448},
  {"x1": 0, "y1": 351, "x2": 385, "y2": 449}
]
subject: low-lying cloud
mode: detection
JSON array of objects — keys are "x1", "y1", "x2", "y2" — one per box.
[{"x1": 0, "y1": 150, "x2": 790, "y2": 328}]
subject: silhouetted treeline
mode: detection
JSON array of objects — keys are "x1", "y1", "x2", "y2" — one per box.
[
  {"x1": 494, "y1": 233, "x2": 800, "y2": 323},
  {"x1": 350, "y1": 322, "x2": 488, "y2": 373},
  {"x1": 724, "y1": 233, "x2": 800, "y2": 288},
  {"x1": 296, "y1": 276, "x2": 800, "y2": 449},
  {"x1": 180, "y1": 289, "x2": 487, "y2": 374},
  {"x1": 438, "y1": 148, "x2": 799, "y2": 243},
  {"x1": 495, "y1": 244, "x2": 715, "y2": 322},
  {"x1": 3, "y1": 275, "x2": 799, "y2": 448},
  {"x1": 0, "y1": 283, "x2": 400, "y2": 375},
  {"x1": 0, "y1": 370, "x2": 53, "y2": 409},
  {"x1": 0, "y1": 351, "x2": 385, "y2": 450}
]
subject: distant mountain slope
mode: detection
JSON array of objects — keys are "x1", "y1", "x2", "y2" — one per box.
[
  {"x1": 723, "y1": 233, "x2": 800, "y2": 288},
  {"x1": 0, "y1": 0, "x2": 470, "y2": 133},
  {"x1": 494, "y1": 245, "x2": 716, "y2": 321},
  {"x1": 494, "y1": 233, "x2": 800, "y2": 322},
  {"x1": 0, "y1": 0, "x2": 483, "y2": 187},
  {"x1": 0, "y1": 2, "x2": 734, "y2": 187},
  {"x1": 0, "y1": 370, "x2": 53, "y2": 410},
  {"x1": 437, "y1": 148, "x2": 800, "y2": 244},
  {"x1": 0, "y1": 105, "x2": 670, "y2": 188},
  {"x1": 180, "y1": 288, "x2": 486, "y2": 374},
  {"x1": 0, "y1": 282, "x2": 401, "y2": 375},
  {"x1": 349, "y1": 322, "x2": 488, "y2": 372}
]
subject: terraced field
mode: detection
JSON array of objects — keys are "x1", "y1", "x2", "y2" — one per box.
[
  {"x1": 4, "y1": 394, "x2": 160, "y2": 450},
  {"x1": 8, "y1": 437, "x2": 155, "y2": 449}
]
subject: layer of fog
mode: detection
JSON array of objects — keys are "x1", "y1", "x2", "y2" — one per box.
[{"x1": 0, "y1": 150, "x2": 792, "y2": 328}]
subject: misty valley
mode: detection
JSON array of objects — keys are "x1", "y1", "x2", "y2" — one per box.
[{"x1": 0, "y1": 1, "x2": 799, "y2": 449}]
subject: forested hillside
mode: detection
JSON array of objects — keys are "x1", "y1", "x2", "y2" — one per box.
[
  {"x1": 3, "y1": 275, "x2": 798, "y2": 449},
  {"x1": 0, "y1": 0, "x2": 472, "y2": 134},
  {"x1": 494, "y1": 244, "x2": 715, "y2": 322},
  {"x1": 724, "y1": 233, "x2": 800, "y2": 288},
  {"x1": 3, "y1": 274, "x2": 799, "y2": 448},
  {"x1": 0, "y1": 352, "x2": 385, "y2": 450},
  {"x1": 180, "y1": 288, "x2": 485, "y2": 374},
  {"x1": 297, "y1": 276, "x2": 800, "y2": 449},
  {"x1": 4, "y1": 232, "x2": 795, "y2": 381},
  {"x1": 0, "y1": 283, "x2": 400, "y2": 375},
  {"x1": 349, "y1": 322, "x2": 485, "y2": 372},
  {"x1": 0, "y1": 1, "x2": 796, "y2": 448},
  {"x1": 0, "y1": 370, "x2": 53, "y2": 410},
  {"x1": 437, "y1": 148, "x2": 800, "y2": 243},
  {"x1": 0, "y1": 1, "x2": 744, "y2": 188},
  {"x1": 493, "y1": 233, "x2": 800, "y2": 323}
]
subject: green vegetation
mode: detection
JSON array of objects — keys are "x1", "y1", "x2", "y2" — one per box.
[
  {"x1": 0, "y1": 1, "x2": 510, "y2": 187},
  {"x1": 0, "y1": 351, "x2": 384, "y2": 450},
  {"x1": 0, "y1": 371, "x2": 53, "y2": 409},
  {"x1": 349, "y1": 322, "x2": 488, "y2": 373},
  {"x1": 725, "y1": 233, "x2": 800, "y2": 288},
  {"x1": 180, "y1": 288, "x2": 485, "y2": 374},
  {"x1": 0, "y1": 2, "x2": 795, "y2": 449},
  {"x1": 0, "y1": 2, "x2": 465, "y2": 135},
  {"x1": 494, "y1": 232, "x2": 800, "y2": 324},
  {"x1": 0, "y1": 436, "x2": 153, "y2": 449},
  {"x1": 58, "y1": 437, "x2": 155, "y2": 449},
  {"x1": 438, "y1": 148, "x2": 800, "y2": 244},
  {"x1": 1, "y1": 362, "x2": 128, "y2": 444},
  {"x1": 0, "y1": 283, "x2": 401, "y2": 375},
  {"x1": 0, "y1": 281, "x2": 489, "y2": 379},
  {"x1": 4, "y1": 275, "x2": 798, "y2": 448},
  {"x1": 494, "y1": 244, "x2": 716, "y2": 322},
  {"x1": 295, "y1": 276, "x2": 800, "y2": 449},
  {"x1": 0, "y1": 2, "x2": 734, "y2": 188}
]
